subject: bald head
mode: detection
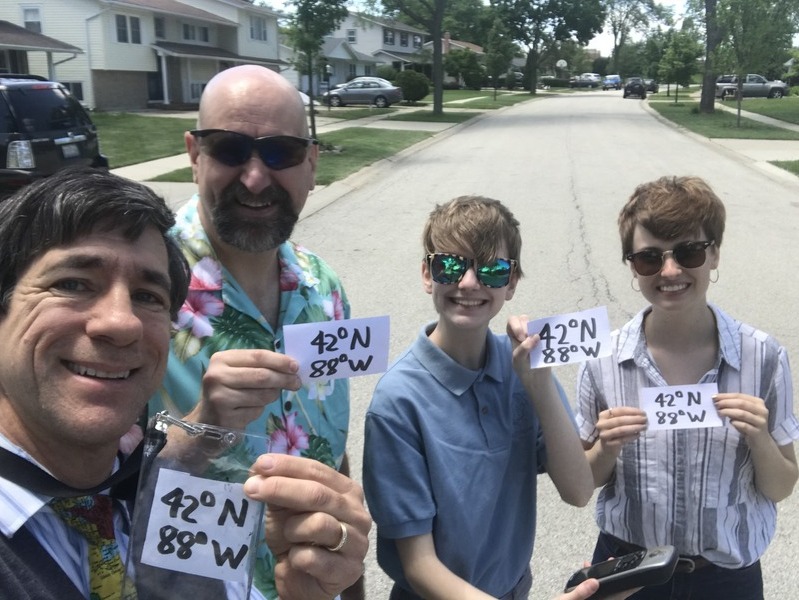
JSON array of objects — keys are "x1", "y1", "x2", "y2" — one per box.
[{"x1": 198, "y1": 65, "x2": 309, "y2": 137}]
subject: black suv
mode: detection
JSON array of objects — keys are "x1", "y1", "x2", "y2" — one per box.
[
  {"x1": 623, "y1": 77, "x2": 647, "y2": 99},
  {"x1": 0, "y1": 74, "x2": 107, "y2": 197}
]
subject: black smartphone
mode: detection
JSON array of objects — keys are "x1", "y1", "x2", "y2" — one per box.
[{"x1": 564, "y1": 545, "x2": 678, "y2": 598}]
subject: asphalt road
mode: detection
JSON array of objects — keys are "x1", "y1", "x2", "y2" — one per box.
[{"x1": 290, "y1": 92, "x2": 799, "y2": 599}]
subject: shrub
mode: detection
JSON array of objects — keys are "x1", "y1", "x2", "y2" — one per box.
[
  {"x1": 377, "y1": 65, "x2": 398, "y2": 81},
  {"x1": 396, "y1": 70, "x2": 431, "y2": 104}
]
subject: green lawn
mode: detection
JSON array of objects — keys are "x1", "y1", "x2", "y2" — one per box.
[
  {"x1": 648, "y1": 101, "x2": 799, "y2": 140},
  {"x1": 720, "y1": 96, "x2": 799, "y2": 125},
  {"x1": 771, "y1": 159, "x2": 799, "y2": 177},
  {"x1": 92, "y1": 113, "x2": 194, "y2": 168}
]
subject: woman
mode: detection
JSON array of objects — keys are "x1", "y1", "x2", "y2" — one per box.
[{"x1": 576, "y1": 176, "x2": 799, "y2": 599}]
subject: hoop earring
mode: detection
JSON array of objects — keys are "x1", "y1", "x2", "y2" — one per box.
[
  {"x1": 710, "y1": 269, "x2": 719, "y2": 283},
  {"x1": 631, "y1": 277, "x2": 640, "y2": 292}
]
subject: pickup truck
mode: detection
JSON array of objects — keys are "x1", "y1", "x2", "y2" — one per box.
[{"x1": 715, "y1": 74, "x2": 789, "y2": 99}]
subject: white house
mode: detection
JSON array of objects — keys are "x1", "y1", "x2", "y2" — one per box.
[
  {"x1": 281, "y1": 36, "x2": 380, "y2": 95},
  {"x1": 0, "y1": 0, "x2": 286, "y2": 110},
  {"x1": 330, "y1": 12, "x2": 429, "y2": 73}
]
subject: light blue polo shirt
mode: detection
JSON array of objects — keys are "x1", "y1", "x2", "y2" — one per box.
[{"x1": 364, "y1": 324, "x2": 571, "y2": 597}]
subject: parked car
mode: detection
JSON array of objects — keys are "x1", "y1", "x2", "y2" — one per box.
[
  {"x1": 715, "y1": 74, "x2": 789, "y2": 99},
  {"x1": 322, "y1": 76, "x2": 403, "y2": 108},
  {"x1": 602, "y1": 74, "x2": 622, "y2": 90},
  {"x1": 570, "y1": 73, "x2": 602, "y2": 88},
  {"x1": 623, "y1": 77, "x2": 647, "y2": 99},
  {"x1": 643, "y1": 79, "x2": 659, "y2": 93},
  {"x1": 0, "y1": 74, "x2": 107, "y2": 198}
]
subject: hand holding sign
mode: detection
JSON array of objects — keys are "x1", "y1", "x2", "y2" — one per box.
[
  {"x1": 640, "y1": 384, "x2": 723, "y2": 431},
  {"x1": 283, "y1": 316, "x2": 390, "y2": 383},
  {"x1": 527, "y1": 307, "x2": 612, "y2": 368}
]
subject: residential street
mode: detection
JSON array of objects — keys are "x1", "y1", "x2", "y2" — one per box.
[{"x1": 290, "y1": 92, "x2": 799, "y2": 599}]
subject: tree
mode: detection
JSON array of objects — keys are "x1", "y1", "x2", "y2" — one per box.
[
  {"x1": 373, "y1": 0, "x2": 449, "y2": 115},
  {"x1": 442, "y1": 0, "x2": 495, "y2": 47},
  {"x1": 604, "y1": 0, "x2": 670, "y2": 72},
  {"x1": 444, "y1": 48, "x2": 483, "y2": 89},
  {"x1": 716, "y1": 0, "x2": 799, "y2": 124},
  {"x1": 491, "y1": 0, "x2": 605, "y2": 94},
  {"x1": 286, "y1": 0, "x2": 348, "y2": 137},
  {"x1": 484, "y1": 18, "x2": 517, "y2": 97},
  {"x1": 658, "y1": 29, "x2": 703, "y2": 102}
]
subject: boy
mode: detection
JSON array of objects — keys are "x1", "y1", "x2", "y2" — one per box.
[{"x1": 363, "y1": 196, "x2": 594, "y2": 600}]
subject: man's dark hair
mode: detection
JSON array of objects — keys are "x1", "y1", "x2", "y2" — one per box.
[{"x1": 0, "y1": 167, "x2": 190, "y2": 318}]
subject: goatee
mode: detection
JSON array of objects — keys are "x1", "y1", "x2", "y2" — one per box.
[{"x1": 213, "y1": 182, "x2": 298, "y2": 252}]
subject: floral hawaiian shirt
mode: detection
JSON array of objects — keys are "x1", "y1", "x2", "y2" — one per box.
[{"x1": 149, "y1": 195, "x2": 350, "y2": 598}]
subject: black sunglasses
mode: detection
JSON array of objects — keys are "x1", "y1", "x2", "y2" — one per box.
[
  {"x1": 626, "y1": 240, "x2": 715, "y2": 276},
  {"x1": 425, "y1": 253, "x2": 517, "y2": 288},
  {"x1": 190, "y1": 129, "x2": 317, "y2": 170}
]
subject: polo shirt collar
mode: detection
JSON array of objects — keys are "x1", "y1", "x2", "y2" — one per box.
[{"x1": 413, "y1": 323, "x2": 505, "y2": 396}]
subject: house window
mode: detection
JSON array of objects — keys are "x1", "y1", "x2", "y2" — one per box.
[
  {"x1": 383, "y1": 29, "x2": 395, "y2": 45},
  {"x1": 349, "y1": 64, "x2": 356, "y2": 76},
  {"x1": 116, "y1": 15, "x2": 141, "y2": 44},
  {"x1": 23, "y1": 7, "x2": 42, "y2": 33},
  {"x1": 116, "y1": 15, "x2": 129, "y2": 43},
  {"x1": 190, "y1": 82, "x2": 205, "y2": 101},
  {"x1": 130, "y1": 17, "x2": 141, "y2": 44},
  {"x1": 400, "y1": 32, "x2": 408, "y2": 47},
  {"x1": 183, "y1": 24, "x2": 196, "y2": 41},
  {"x1": 250, "y1": 16, "x2": 268, "y2": 41},
  {"x1": 154, "y1": 16, "x2": 165, "y2": 39},
  {"x1": 347, "y1": 29, "x2": 357, "y2": 43},
  {"x1": 364, "y1": 65, "x2": 372, "y2": 76},
  {"x1": 413, "y1": 34, "x2": 422, "y2": 48},
  {"x1": 199, "y1": 26, "x2": 209, "y2": 42}
]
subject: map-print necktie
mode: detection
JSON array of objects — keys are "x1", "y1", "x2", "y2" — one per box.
[{"x1": 50, "y1": 494, "x2": 135, "y2": 600}]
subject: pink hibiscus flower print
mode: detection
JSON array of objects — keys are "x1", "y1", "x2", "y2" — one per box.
[
  {"x1": 190, "y1": 257, "x2": 222, "y2": 291},
  {"x1": 324, "y1": 290, "x2": 345, "y2": 320},
  {"x1": 269, "y1": 412, "x2": 310, "y2": 456},
  {"x1": 177, "y1": 290, "x2": 224, "y2": 338},
  {"x1": 280, "y1": 261, "x2": 300, "y2": 291}
]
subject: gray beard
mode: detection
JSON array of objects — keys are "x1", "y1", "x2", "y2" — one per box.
[{"x1": 212, "y1": 182, "x2": 298, "y2": 252}]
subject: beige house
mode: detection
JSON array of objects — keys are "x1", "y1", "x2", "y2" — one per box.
[{"x1": 0, "y1": 0, "x2": 286, "y2": 110}]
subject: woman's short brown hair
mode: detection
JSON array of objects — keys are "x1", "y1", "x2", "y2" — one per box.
[{"x1": 618, "y1": 175, "x2": 726, "y2": 260}]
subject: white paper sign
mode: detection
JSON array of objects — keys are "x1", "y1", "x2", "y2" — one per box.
[
  {"x1": 141, "y1": 468, "x2": 261, "y2": 582},
  {"x1": 284, "y1": 315, "x2": 390, "y2": 383},
  {"x1": 640, "y1": 383, "x2": 723, "y2": 431},
  {"x1": 527, "y1": 306, "x2": 612, "y2": 368}
]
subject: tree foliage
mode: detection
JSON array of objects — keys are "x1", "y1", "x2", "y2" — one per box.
[
  {"x1": 484, "y1": 18, "x2": 517, "y2": 95},
  {"x1": 491, "y1": 0, "x2": 605, "y2": 94},
  {"x1": 373, "y1": 0, "x2": 449, "y2": 115},
  {"x1": 658, "y1": 29, "x2": 703, "y2": 101},
  {"x1": 285, "y1": 0, "x2": 348, "y2": 136},
  {"x1": 604, "y1": 0, "x2": 670, "y2": 70},
  {"x1": 442, "y1": 0, "x2": 495, "y2": 47},
  {"x1": 444, "y1": 48, "x2": 483, "y2": 89},
  {"x1": 715, "y1": 0, "x2": 799, "y2": 123}
]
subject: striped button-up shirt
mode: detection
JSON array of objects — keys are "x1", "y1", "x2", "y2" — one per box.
[{"x1": 576, "y1": 304, "x2": 799, "y2": 568}]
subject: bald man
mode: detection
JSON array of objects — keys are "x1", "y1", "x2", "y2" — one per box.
[{"x1": 149, "y1": 65, "x2": 368, "y2": 600}]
